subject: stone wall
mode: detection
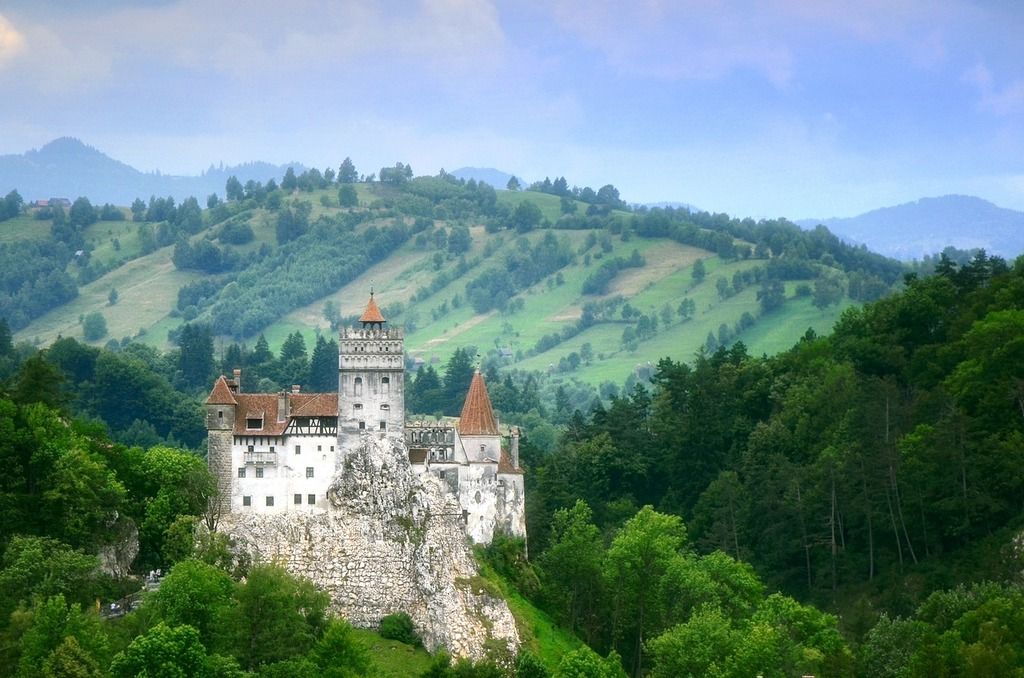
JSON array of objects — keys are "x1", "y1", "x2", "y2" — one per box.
[{"x1": 219, "y1": 431, "x2": 520, "y2": 660}]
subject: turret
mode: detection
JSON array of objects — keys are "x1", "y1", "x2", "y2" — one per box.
[
  {"x1": 458, "y1": 370, "x2": 501, "y2": 462},
  {"x1": 206, "y1": 375, "x2": 238, "y2": 514}
]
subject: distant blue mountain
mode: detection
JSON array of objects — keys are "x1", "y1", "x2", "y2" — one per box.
[
  {"x1": 0, "y1": 137, "x2": 305, "y2": 205},
  {"x1": 798, "y1": 195, "x2": 1024, "y2": 260},
  {"x1": 449, "y1": 167, "x2": 520, "y2": 189}
]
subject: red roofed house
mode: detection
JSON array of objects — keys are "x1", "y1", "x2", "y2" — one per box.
[{"x1": 206, "y1": 293, "x2": 526, "y2": 545}]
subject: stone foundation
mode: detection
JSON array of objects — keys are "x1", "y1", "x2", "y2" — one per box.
[{"x1": 218, "y1": 432, "x2": 520, "y2": 660}]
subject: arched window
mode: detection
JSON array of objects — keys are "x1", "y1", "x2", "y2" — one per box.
[
  {"x1": 380, "y1": 404, "x2": 390, "y2": 411},
  {"x1": 381, "y1": 376, "x2": 390, "y2": 394},
  {"x1": 354, "y1": 377, "x2": 363, "y2": 396}
]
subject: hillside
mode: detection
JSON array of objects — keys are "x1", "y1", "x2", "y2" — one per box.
[
  {"x1": 799, "y1": 194, "x2": 1024, "y2": 260},
  {"x1": 8, "y1": 174, "x2": 892, "y2": 393},
  {"x1": 0, "y1": 137, "x2": 304, "y2": 205}
]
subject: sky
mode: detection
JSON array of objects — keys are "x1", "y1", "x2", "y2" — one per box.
[{"x1": 0, "y1": 0, "x2": 1022, "y2": 219}]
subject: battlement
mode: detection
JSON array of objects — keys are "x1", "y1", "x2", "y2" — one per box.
[{"x1": 340, "y1": 326, "x2": 404, "y2": 340}]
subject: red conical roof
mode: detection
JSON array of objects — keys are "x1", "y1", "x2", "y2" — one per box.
[
  {"x1": 206, "y1": 375, "x2": 237, "y2": 405},
  {"x1": 359, "y1": 294, "x2": 385, "y2": 324},
  {"x1": 458, "y1": 370, "x2": 499, "y2": 435}
]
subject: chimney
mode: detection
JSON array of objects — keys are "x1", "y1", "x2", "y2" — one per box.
[
  {"x1": 291, "y1": 384, "x2": 300, "y2": 394},
  {"x1": 278, "y1": 391, "x2": 288, "y2": 422},
  {"x1": 510, "y1": 427, "x2": 520, "y2": 468},
  {"x1": 230, "y1": 368, "x2": 242, "y2": 393}
]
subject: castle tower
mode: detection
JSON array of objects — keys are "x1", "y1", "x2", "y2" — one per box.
[
  {"x1": 338, "y1": 293, "x2": 405, "y2": 461},
  {"x1": 458, "y1": 370, "x2": 502, "y2": 462},
  {"x1": 205, "y1": 373, "x2": 239, "y2": 515}
]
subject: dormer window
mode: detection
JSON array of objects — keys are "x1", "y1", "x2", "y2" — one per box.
[{"x1": 246, "y1": 417, "x2": 262, "y2": 430}]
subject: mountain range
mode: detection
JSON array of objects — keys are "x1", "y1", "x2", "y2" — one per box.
[
  {"x1": 3, "y1": 139, "x2": 1021, "y2": 261},
  {"x1": 0, "y1": 137, "x2": 303, "y2": 206},
  {"x1": 798, "y1": 195, "x2": 1024, "y2": 260}
]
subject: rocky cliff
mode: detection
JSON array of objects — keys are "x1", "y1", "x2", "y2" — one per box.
[{"x1": 218, "y1": 431, "x2": 520, "y2": 660}]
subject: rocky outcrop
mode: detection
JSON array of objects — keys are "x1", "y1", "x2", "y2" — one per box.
[
  {"x1": 97, "y1": 517, "x2": 139, "y2": 579},
  {"x1": 219, "y1": 432, "x2": 520, "y2": 660}
]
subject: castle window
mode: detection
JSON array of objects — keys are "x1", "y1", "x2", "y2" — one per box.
[
  {"x1": 330, "y1": 446, "x2": 335, "y2": 452},
  {"x1": 269, "y1": 446, "x2": 275, "y2": 453},
  {"x1": 354, "y1": 377, "x2": 363, "y2": 396},
  {"x1": 382, "y1": 376, "x2": 390, "y2": 394},
  {"x1": 242, "y1": 496, "x2": 251, "y2": 506},
  {"x1": 294, "y1": 494, "x2": 302, "y2": 505},
  {"x1": 317, "y1": 445, "x2": 322, "y2": 452},
  {"x1": 380, "y1": 404, "x2": 389, "y2": 410},
  {"x1": 238, "y1": 468, "x2": 246, "y2": 478},
  {"x1": 379, "y1": 421, "x2": 387, "y2": 431},
  {"x1": 359, "y1": 421, "x2": 365, "y2": 430},
  {"x1": 439, "y1": 470, "x2": 446, "y2": 480},
  {"x1": 218, "y1": 410, "x2": 223, "y2": 419},
  {"x1": 294, "y1": 445, "x2": 301, "y2": 455},
  {"x1": 256, "y1": 467, "x2": 264, "y2": 478},
  {"x1": 307, "y1": 494, "x2": 315, "y2": 505},
  {"x1": 246, "y1": 417, "x2": 262, "y2": 430},
  {"x1": 247, "y1": 445, "x2": 255, "y2": 453},
  {"x1": 306, "y1": 467, "x2": 314, "y2": 478},
  {"x1": 266, "y1": 496, "x2": 274, "y2": 507}
]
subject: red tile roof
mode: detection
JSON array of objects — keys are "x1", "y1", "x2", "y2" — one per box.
[
  {"x1": 234, "y1": 394, "x2": 289, "y2": 435},
  {"x1": 498, "y1": 449, "x2": 523, "y2": 475},
  {"x1": 458, "y1": 370, "x2": 499, "y2": 435},
  {"x1": 206, "y1": 375, "x2": 237, "y2": 405},
  {"x1": 290, "y1": 393, "x2": 339, "y2": 417},
  {"x1": 359, "y1": 294, "x2": 386, "y2": 323}
]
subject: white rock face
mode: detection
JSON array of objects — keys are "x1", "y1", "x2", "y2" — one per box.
[{"x1": 219, "y1": 431, "x2": 520, "y2": 660}]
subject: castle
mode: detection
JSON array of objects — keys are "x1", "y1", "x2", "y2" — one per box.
[{"x1": 205, "y1": 293, "x2": 526, "y2": 545}]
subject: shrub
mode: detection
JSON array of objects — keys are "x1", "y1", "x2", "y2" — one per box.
[{"x1": 378, "y1": 612, "x2": 420, "y2": 646}]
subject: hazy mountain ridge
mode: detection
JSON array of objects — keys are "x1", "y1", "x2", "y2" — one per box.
[
  {"x1": 450, "y1": 167, "x2": 519, "y2": 189},
  {"x1": 0, "y1": 137, "x2": 305, "y2": 205},
  {"x1": 799, "y1": 195, "x2": 1024, "y2": 260}
]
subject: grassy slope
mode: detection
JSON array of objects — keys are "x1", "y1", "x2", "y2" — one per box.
[
  {"x1": 351, "y1": 628, "x2": 434, "y2": 677},
  {"x1": 473, "y1": 561, "x2": 581, "y2": 670},
  {"x1": 11, "y1": 188, "x2": 859, "y2": 384}
]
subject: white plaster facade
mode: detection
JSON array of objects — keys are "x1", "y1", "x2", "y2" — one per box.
[{"x1": 206, "y1": 301, "x2": 526, "y2": 546}]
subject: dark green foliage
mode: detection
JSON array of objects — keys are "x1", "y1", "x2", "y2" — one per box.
[
  {"x1": 581, "y1": 250, "x2": 645, "y2": 295},
  {"x1": 408, "y1": 365, "x2": 443, "y2": 414},
  {"x1": 176, "y1": 322, "x2": 214, "y2": 389},
  {"x1": 308, "y1": 334, "x2": 339, "y2": 392},
  {"x1": 338, "y1": 184, "x2": 358, "y2": 207},
  {"x1": 220, "y1": 564, "x2": 330, "y2": 670},
  {"x1": 443, "y1": 348, "x2": 475, "y2": 415},
  {"x1": 0, "y1": 189, "x2": 23, "y2": 221},
  {"x1": 172, "y1": 237, "x2": 236, "y2": 273},
  {"x1": 379, "y1": 612, "x2": 420, "y2": 646},
  {"x1": 465, "y1": 232, "x2": 572, "y2": 313},
  {"x1": 208, "y1": 215, "x2": 407, "y2": 338},
  {"x1": 218, "y1": 219, "x2": 254, "y2": 244},
  {"x1": 0, "y1": 239, "x2": 78, "y2": 331}
]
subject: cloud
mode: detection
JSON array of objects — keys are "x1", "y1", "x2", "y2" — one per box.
[
  {"x1": 0, "y1": 14, "x2": 26, "y2": 66},
  {"x1": 963, "y1": 62, "x2": 1024, "y2": 116},
  {"x1": 2, "y1": 0, "x2": 506, "y2": 91}
]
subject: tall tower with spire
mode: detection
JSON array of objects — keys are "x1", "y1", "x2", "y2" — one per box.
[{"x1": 337, "y1": 293, "x2": 405, "y2": 461}]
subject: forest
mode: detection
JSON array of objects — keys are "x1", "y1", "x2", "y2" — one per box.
[
  {"x1": 1, "y1": 161, "x2": 1023, "y2": 674},
  {"x1": 0, "y1": 247, "x2": 1022, "y2": 676}
]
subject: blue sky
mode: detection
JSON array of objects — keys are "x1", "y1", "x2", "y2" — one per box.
[{"x1": 0, "y1": 0, "x2": 1021, "y2": 218}]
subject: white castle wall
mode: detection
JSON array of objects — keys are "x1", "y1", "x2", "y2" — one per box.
[{"x1": 219, "y1": 432, "x2": 520, "y2": 660}]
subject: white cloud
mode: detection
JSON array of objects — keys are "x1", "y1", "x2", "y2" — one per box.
[
  {"x1": 1, "y1": 0, "x2": 506, "y2": 92},
  {"x1": 0, "y1": 14, "x2": 26, "y2": 66}
]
